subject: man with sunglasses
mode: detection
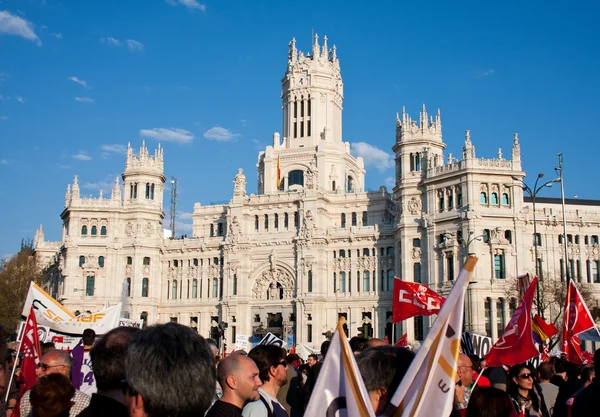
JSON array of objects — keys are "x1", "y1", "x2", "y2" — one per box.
[
  {"x1": 242, "y1": 345, "x2": 289, "y2": 417},
  {"x1": 20, "y1": 350, "x2": 91, "y2": 417}
]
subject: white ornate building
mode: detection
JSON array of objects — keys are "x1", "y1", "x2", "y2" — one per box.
[{"x1": 34, "y1": 35, "x2": 600, "y2": 350}]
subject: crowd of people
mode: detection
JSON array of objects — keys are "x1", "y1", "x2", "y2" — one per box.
[{"x1": 0, "y1": 324, "x2": 597, "y2": 417}]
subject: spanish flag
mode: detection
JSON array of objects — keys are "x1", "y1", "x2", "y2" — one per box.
[
  {"x1": 531, "y1": 314, "x2": 558, "y2": 345},
  {"x1": 276, "y1": 155, "x2": 281, "y2": 189}
]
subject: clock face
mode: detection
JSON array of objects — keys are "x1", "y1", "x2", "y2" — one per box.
[{"x1": 295, "y1": 74, "x2": 307, "y2": 87}]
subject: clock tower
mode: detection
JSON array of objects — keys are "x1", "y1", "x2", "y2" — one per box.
[{"x1": 281, "y1": 34, "x2": 343, "y2": 148}]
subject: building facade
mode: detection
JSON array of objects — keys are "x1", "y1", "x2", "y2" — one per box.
[{"x1": 34, "y1": 36, "x2": 600, "y2": 349}]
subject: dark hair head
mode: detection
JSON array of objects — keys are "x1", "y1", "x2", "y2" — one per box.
[
  {"x1": 248, "y1": 345, "x2": 286, "y2": 383},
  {"x1": 41, "y1": 342, "x2": 56, "y2": 357},
  {"x1": 82, "y1": 329, "x2": 96, "y2": 346},
  {"x1": 308, "y1": 354, "x2": 318, "y2": 362},
  {"x1": 90, "y1": 326, "x2": 139, "y2": 391},
  {"x1": 286, "y1": 353, "x2": 299, "y2": 364},
  {"x1": 125, "y1": 323, "x2": 216, "y2": 417},
  {"x1": 552, "y1": 358, "x2": 566, "y2": 374},
  {"x1": 356, "y1": 346, "x2": 415, "y2": 395},
  {"x1": 465, "y1": 387, "x2": 513, "y2": 417},
  {"x1": 320, "y1": 340, "x2": 331, "y2": 357},
  {"x1": 30, "y1": 373, "x2": 75, "y2": 417},
  {"x1": 580, "y1": 365, "x2": 595, "y2": 383},
  {"x1": 508, "y1": 364, "x2": 539, "y2": 412},
  {"x1": 536, "y1": 362, "x2": 554, "y2": 381},
  {"x1": 349, "y1": 336, "x2": 368, "y2": 353}
]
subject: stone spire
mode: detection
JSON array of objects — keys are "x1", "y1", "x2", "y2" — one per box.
[
  {"x1": 111, "y1": 177, "x2": 121, "y2": 200},
  {"x1": 288, "y1": 37, "x2": 297, "y2": 64},
  {"x1": 312, "y1": 33, "x2": 320, "y2": 59},
  {"x1": 34, "y1": 224, "x2": 44, "y2": 247},
  {"x1": 322, "y1": 35, "x2": 328, "y2": 57},
  {"x1": 65, "y1": 184, "x2": 71, "y2": 207},
  {"x1": 72, "y1": 175, "x2": 80, "y2": 199},
  {"x1": 512, "y1": 133, "x2": 521, "y2": 162},
  {"x1": 419, "y1": 104, "x2": 428, "y2": 131},
  {"x1": 462, "y1": 130, "x2": 475, "y2": 159}
]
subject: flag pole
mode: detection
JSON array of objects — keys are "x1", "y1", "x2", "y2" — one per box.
[{"x1": 4, "y1": 326, "x2": 25, "y2": 403}]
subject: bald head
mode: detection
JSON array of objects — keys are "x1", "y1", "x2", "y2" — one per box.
[
  {"x1": 216, "y1": 354, "x2": 262, "y2": 407},
  {"x1": 37, "y1": 350, "x2": 73, "y2": 378},
  {"x1": 217, "y1": 355, "x2": 254, "y2": 384},
  {"x1": 366, "y1": 338, "x2": 386, "y2": 348},
  {"x1": 457, "y1": 353, "x2": 474, "y2": 386}
]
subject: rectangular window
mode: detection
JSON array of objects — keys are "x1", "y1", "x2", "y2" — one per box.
[
  {"x1": 307, "y1": 324, "x2": 313, "y2": 343},
  {"x1": 142, "y1": 278, "x2": 149, "y2": 297},
  {"x1": 414, "y1": 263, "x2": 421, "y2": 283},
  {"x1": 284, "y1": 213, "x2": 289, "y2": 229},
  {"x1": 447, "y1": 256, "x2": 455, "y2": 281},
  {"x1": 593, "y1": 261, "x2": 600, "y2": 283},
  {"x1": 413, "y1": 238, "x2": 421, "y2": 248},
  {"x1": 457, "y1": 193, "x2": 463, "y2": 206},
  {"x1": 352, "y1": 212, "x2": 357, "y2": 227},
  {"x1": 496, "y1": 299, "x2": 505, "y2": 337},
  {"x1": 275, "y1": 214, "x2": 279, "y2": 229},
  {"x1": 534, "y1": 233, "x2": 542, "y2": 246},
  {"x1": 363, "y1": 271, "x2": 370, "y2": 292},
  {"x1": 484, "y1": 298, "x2": 492, "y2": 337},
  {"x1": 577, "y1": 260, "x2": 582, "y2": 281},
  {"x1": 494, "y1": 254, "x2": 505, "y2": 279},
  {"x1": 217, "y1": 223, "x2": 224, "y2": 237},
  {"x1": 560, "y1": 259, "x2": 565, "y2": 281},
  {"x1": 307, "y1": 120, "x2": 311, "y2": 136},
  {"x1": 362, "y1": 211, "x2": 368, "y2": 226},
  {"x1": 212, "y1": 279, "x2": 218, "y2": 298},
  {"x1": 86, "y1": 276, "x2": 95, "y2": 296},
  {"x1": 308, "y1": 270, "x2": 313, "y2": 292},
  {"x1": 414, "y1": 316, "x2": 424, "y2": 341},
  {"x1": 231, "y1": 326, "x2": 237, "y2": 343}
]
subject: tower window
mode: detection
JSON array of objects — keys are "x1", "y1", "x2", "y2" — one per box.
[
  {"x1": 150, "y1": 184, "x2": 155, "y2": 200},
  {"x1": 347, "y1": 176, "x2": 354, "y2": 193},
  {"x1": 501, "y1": 193, "x2": 509, "y2": 205},
  {"x1": 143, "y1": 257, "x2": 151, "y2": 266},
  {"x1": 98, "y1": 256, "x2": 104, "y2": 268},
  {"x1": 491, "y1": 192, "x2": 499, "y2": 205},
  {"x1": 100, "y1": 225, "x2": 107, "y2": 236},
  {"x1": 79, "y1": 256, "x2": 86, "y2": 267},
  {"x1": 127, "y1": 256, "x2": 133, "y2": 265},
  {"x1": 217, "y1": 223, "x2": 224, "y2": 236},
  {"x1": 145, "y1": 183, "x2": 150, "y2": 199},
  {"x1": 91, "y1": 226, "x2": 97, "y2": 236},
  {"x1": 480, "y1": 192, "x2": 488, "y2": 204},
  {"x1": 81, "y1": 225, "x2": 87, "y2": 236}
]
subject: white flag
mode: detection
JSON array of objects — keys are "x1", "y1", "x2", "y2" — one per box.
[
  {"x1": 304, "y1": 319, "x2": 375, "y2": 417},
  {"x1": 383, "y1": 256, "x2": 477, "y2": 417},
  {"x1": 22, "y1": 282, "x2": 76, "y2": 323}
]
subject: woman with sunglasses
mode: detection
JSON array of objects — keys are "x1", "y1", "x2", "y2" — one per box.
[{"x1": 508, "y1": 364, "x2": 548, "y2": 417}]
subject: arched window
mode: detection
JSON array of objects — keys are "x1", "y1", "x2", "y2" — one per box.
[
  {"x1": 98, "y1": 256, "x2": 104, "y2": 268},
  {"x1": 141, "y1": 278, "x2": 148, "y2": 297},
  {"x1": 140, "y1": 311, "x2": 148, "y2": 327},
  {"x1": 192, "y1": 279, "x2": 198, "y2": 298},
  {"x1": 100, "y1": 225, "x2": 107, "y2": 236},
  {"x1": 126, "y1": 278, "x2": 131, "y2": 297},
  {"x1": 341, "y1": 213, "x2": 346, "y2": 228},
  {"x1": 339, "y1": 249, "x2": 346, "y2": 258},
  {"x1": 143, "y1": 257, "x2": 150, "y2": 266},
  {"x1": 387, "y1": 270, "x2": 394, "y2": 291},
  {"x1": 363, "y1": 248, "x2": 370, "y2": 256},
  {"x1": 172, "y1": 280, "x2": 178, "y2": 300},
  {"x1": 264, "y1": 214, "x2": 269, "y2": 230},
  {"x1": 415, "y1": 153, "x2": 421, "y2": 171},
  {"x1": 150, "y1": 184, "x2": 155, "y2": 200},
  {"x1": 480, "y1": 192, "x2": 488, "y2": 204},
  {"x1": 339, "y1": 272, "x2": 346, "y2": 293},
  {"x1": 363, "y1": 271, "x2": 370, "y2": 292},
  {"x1": 81, "y1": 225, "x2": 87, "y2": 235},
  {"x1": 501, "y1": 193, "x2": 509, "y2": 205},
  {"x1": 347, "y1": 176, "x2": 354, "y2": 193},
  {"x1": 79, "y1": 256, "x2": 85, "y2": 267},
  {"x1": 351, "y1": 212, "x2": 357, "y2": 226},
  {"x1": 387, "y1": 247, "x2": 394, "y2": 256},
  {"x1": 127, "y1": 256, "x2": 133, "y2": 265},
  {"x1": 91, "y1": 225, "x2": 97, "y2": 236},
  {"x1": 288, "y1": 170, "x2": 304, "y2": 187},
  {"x1": 491, "y1": 192, "x2": 499, "y2": 205}
]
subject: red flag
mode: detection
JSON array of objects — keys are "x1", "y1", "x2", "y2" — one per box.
[
  {"x1": 541, "y1": 344, "x2": 550, "y2": 363},
  {"x1": 531, "y1": 314, "x2": 559, "y2": 345},
  {"x1": 562, "y1": 281, "x2": 596, "y2": 364},
  {"x1": 394, "y1": 333, "x2": 408, "y2": 347},
  {"x1": 392, "y1": 279, "x2": 445, "y2": 323},
  {"x1": 517, "y1": 273, "x2": 532, "y2": 300},
  {"x1": 486, "y1": 277, "x2": 539, "y2": 367},
  {"x1": 19, "y1": 306, "x2": 41, "y2": 391}
]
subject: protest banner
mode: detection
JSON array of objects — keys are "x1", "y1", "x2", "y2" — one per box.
[
  {"x1": 118, "y1": 318, "x2": 144, "y2": 329},
  {"x1": 471, "y1": 333, "x2": 493, "y2": 358},
  {"x1": 234, "y1": 334, "x2": 249, "y2": 352},
  {"x1": 257, "y1": 332, "x2": 287, "y2": 348}
]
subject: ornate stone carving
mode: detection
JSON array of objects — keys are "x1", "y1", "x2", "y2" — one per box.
[
  {"x1": 305, "y1": 160, "x2": 318, "y2": 190},
  {"x1": 125, "y1": 222, "x2": 134, "y2": 237},
  {"x1": 300, "y1": 210, "x2": 315, "y2": 240},
  {"x1": 233, "y1": 169, "x2": 247, "y2": 197},
  {"x1": 144, "y1": 222, "x2": 154, "y2": 237},
  {"x1": 412, "y1": 247, "x2": 422, "y2": 260},
  {"x1": 226, "y1": 216, "x2": 241, "y2": 244},
  {"x1": 252, "y1": 267, "x2": 295, "y2": 300},
  {"x1": 407, "y1": 197, "x2": 421, "y2": 216}
]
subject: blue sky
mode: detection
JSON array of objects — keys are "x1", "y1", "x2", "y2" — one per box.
[{"x1": 1, "y1": 0, "x2": 599, "y2": 258}]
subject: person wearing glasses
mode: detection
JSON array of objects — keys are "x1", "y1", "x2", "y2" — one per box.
[
  {"x1": 508, "y1": 364, "x2": 546, "y2": 417},
  {"x1": 242, "y1": 345, "x2": 289, "y2": 417},
  {"x1": 20, "y1": 350, "x2": 91, "y2": 417},
  {"x1": 454, "y1": 354, "x2": 477, "y2": 416}
]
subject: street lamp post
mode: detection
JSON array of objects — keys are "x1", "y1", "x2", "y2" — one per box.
[
  {"x1": 555, "y1": 153, "x2": 569, "y2": 287},
  {"x1": 461, "y1": 231, "x2": 483, "y2": 332},
  {"x1": 510, "y1": 173, "x2": 560, "y2": 319}
]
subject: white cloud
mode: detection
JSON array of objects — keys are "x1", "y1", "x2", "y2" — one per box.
[
  {"x1": 72, "y1": 152, "x2": 92, "y2": 161},
  {"x1": 166, "y1": 0, "x2": 206, "y2": 12},
  {"x1": 52, "y1": 32, "x2": 62, "y2": 39},
  {"x1": 384, "y1": 176, "x2": 395, "y2": 189},
  {"x1": 477, "y1": 69, "x2": 495, "y2": 78},
  {"x1": 140, "y1": 127, "x2": 194, "y2": 143},
  {"x1": 68, "y1": 76, "x2": 89, "y2": 88},
  {"x1": 203, "y1": 126, "x2": 240, "y2": 141},
  {"x1": 15, "y1": 96, "x2": 25, "y2": 103},
  {"x1": 100, "y1": 36, "x2": 121, "y2": 46},
  {"x1": 0, "y1": 10, "x2": 41, "y2": 45},
  {"x1": 126, "y1": 39, "x2": 144, "y2": 52},
  {"x1": 100, "y1": 144, "x2": 127, "y2": 154},
  {"x1": 179, "y1": 212, "x2": 193, "y2": 220},
  {"x1": 82, "y1": 181, "x2": 112, "y2": 192},
  {"x1": 240, "y1": 119, "x2": 248, "y2": 126},
  {"x1": 74, "y1": 96, "x2": 95, "y2": 103},
  {"x1": 350, "y1": 142, "x2": 393, "y2": 172},
  {"x1": 57, "y1": 164, "x2": 70, "y2": 170}
]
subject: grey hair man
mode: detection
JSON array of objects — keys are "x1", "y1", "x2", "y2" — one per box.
[
  {"x1": 356, "y1": 346, "x2": 415, "y2": 415},
  {"x1": 124, "y1": 323, "x2": 216, "y2": 417},
  {"x1": 78, "y1": 326, "x2": 140, "y2": 417},
  {"x1": 20, "y1": 349, "x2": 91, "y2": 417},
  {"x1": 206, "y1": 355, "x2": 262, "y2": 417}
]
